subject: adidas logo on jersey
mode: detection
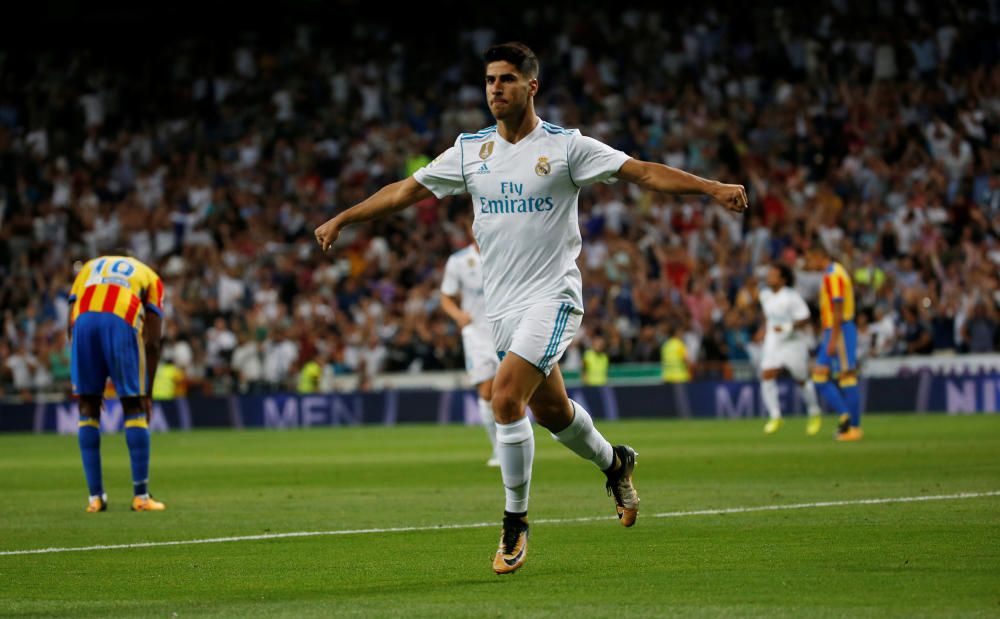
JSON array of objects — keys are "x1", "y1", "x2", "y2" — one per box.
[{"x1": 477, "y1": 162, "x2": 490, "y2": 175}]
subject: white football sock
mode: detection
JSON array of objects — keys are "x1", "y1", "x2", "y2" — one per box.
[
  {"x1": 801, "y1": 381, "x2": 821, "y2": 417},
  {"x1": 551, "y1": 400, "x2": 614, "y2": 471},
  {"x1": 761, "y1": 379, "x2": 781, "y2": 420},
  {"x1": 496, "y1": 417, "x2": 534, "y2": 513},
  {"x1": 478, "y1": 397, "x2": 498, "y2": 455}
]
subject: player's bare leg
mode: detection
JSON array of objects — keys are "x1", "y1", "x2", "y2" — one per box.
[
  {"x1": 760, "y1": 368, "x2": 784, "y2": 434},
  {"x1": 78, "y1": 396, "x2": 107, "y2": 512},
  {"x1": 476, "y1": 379, "x2": 500, "y2": 467},
  {"x1": 490, "y1": 352, "x2": 639, "y2": 572},
  {"x1": 529, "y1": 364, "x2": 639, "y2": 526},
  {"x1": 489, "y1": 353, "x2": 544, "y2": 574}
]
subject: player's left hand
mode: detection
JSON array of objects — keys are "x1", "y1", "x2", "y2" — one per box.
[
  {"x1": 314, "y1": 218, "x2": 343, "y2": 253},
  {"x1": 711, "y1": 183, "x2": 749, "y2": 214},
  {"x1": 825, "y1": 339, "x2": 837, "y2": 358}
]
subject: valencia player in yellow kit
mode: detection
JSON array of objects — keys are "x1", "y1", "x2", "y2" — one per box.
[
  {"x1": 805, "y1": 242, "x2": 863, "y2": 441},
  {"x1": 68, "y1": 254, "x2": 166, "y2": 511}
]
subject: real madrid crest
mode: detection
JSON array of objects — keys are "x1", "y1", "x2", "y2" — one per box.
[
  {"x1": 467, "y1": 257, "x2": 476, "y2": 268},
  {"x1": 535, "y1": 156, "x2": 551, "y2": 176},
  {"x1": 480, "y1": 142, "x2": 494, "y2": 159}
]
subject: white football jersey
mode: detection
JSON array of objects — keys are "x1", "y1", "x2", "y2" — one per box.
[
  {"x1": 414, "y1": 119, "x2": 631, "y2": 321},
  {"x1": 440, "y1": 245, "x2": 487, "y2": 326},
  {"x1": 760, "y1": 286, "x2": 811, "y2": 344}
]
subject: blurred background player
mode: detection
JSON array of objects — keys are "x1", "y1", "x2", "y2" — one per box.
[
  {"x1": 439, "y1": 230, "x2": 500, "y2": 467},
  {"x1": 805, "y1": 242, "x2": 862, "y2": 441},
  {"x1": 757, "y1": 263, "x2": 822, "y2": 435},
  {"x1": 315, "y1": 41, "x2": 748, "y2": 574},
  {"x1": 68, "y1": 254, "x2": 166, "y2": 511}
]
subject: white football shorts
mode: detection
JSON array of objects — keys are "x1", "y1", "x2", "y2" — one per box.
[
  {"x1": 491, "y1": 302, "x2": 583, "y2": 376},
  {"x1": 462, "y1": 323, "x2": 499, "y2": 385},
  {"x1": 761, "y1": 337, "x2": 810, "y2": 382}
]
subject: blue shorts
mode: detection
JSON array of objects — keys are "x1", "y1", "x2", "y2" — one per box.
[
  {"x1": 816, "y1": 321, "x2": 857, "y2": 375},
  {"x1": 71, "y1": 312, "x2": 146, "y2": 397}
]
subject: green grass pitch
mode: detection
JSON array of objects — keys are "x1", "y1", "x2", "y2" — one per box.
[{"x1": 1, "y1": 414, "x2": 998, "y2": 617}]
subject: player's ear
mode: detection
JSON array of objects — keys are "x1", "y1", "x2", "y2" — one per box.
[{"x1": 528, "y1": 78, "x2": 538, "y2": 97}]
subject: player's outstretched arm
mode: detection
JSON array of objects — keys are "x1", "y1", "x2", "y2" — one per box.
[
  {"x1": 615, "y1": 159, "x2": 748, "y2": 213},
  {"x1": 314, "y1": 177, "x2": 434, "y2": 252}
]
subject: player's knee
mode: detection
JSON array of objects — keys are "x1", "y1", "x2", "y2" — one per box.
[
  {"x1": 812, "y1": 367, "x2": 829, "y2": 383},
  {"x1": 491, "y1": 388, "x2": 526, "y2": 424},
  {"x1": 121, "y1": 397, "x2": 144, "y2": 416},
  {"x1": 839, "y1": 373, "x2": 858, "y2": 388},
  {"x1": 78, "y1": 396, "x2": 102, "y2": 419}
]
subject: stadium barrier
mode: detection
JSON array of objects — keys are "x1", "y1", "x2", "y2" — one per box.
[{"x1": 1, "y1": 373, "x2": 997, "y2": 433}]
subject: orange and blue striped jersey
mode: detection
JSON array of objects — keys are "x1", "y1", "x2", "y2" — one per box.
[
  {"x1": 69, "y1": 256, "x2": 164, "y2": 334},
  {"x1": 819, "y1": 261, "x2": 854, "y2": 329}
]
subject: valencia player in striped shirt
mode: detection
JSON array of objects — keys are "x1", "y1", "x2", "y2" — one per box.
[
  {"x1": 805, "y1": 241, "x2": 863, "y2": 441},
  {"x1": 68, "y1": 253, "x2": 166, "y2": 512}
]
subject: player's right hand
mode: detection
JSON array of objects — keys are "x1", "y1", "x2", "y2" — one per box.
[
  {"x1": 314, "y1": 218, "x2": 342, "y2": 252},
  {"x1": 711, "y1": 183, "x2": 749, "y2": 213},
  {"x1": 457, "y1": 312, "x2": 473, "y2": 329}
]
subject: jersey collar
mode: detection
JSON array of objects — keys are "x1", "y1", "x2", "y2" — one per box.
[{"x1": 494, "y1": 116, "x2": 543, "y2": 147}]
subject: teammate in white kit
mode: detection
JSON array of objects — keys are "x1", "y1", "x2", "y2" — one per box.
[
  {"x1": 440, "y1": 235, "x2": 501, "y2": 466},
  {"x1": 314, "y1": 42, "x2": 748, "y2": 574},
  {"x1": 758, "y1": 263, "x2": 823, "y2": 435}
]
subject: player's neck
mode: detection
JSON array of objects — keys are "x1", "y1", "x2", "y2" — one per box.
[{"x1": 496, "y1": 106, "x2": 538, "y2": 145}]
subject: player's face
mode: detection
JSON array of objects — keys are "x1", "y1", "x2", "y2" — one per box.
[
  {"x1": 766, "y1": 266, "x2": 783, "y2": 290},
  {"x1": 485, "y1": 61, "x2": 537, "y2": 121},
  {"x1": 805, "y1": 250, "x2": 825, "y2": 271}
]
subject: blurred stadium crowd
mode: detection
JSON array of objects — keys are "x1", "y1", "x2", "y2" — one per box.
[{"x1": 1, "y1": 2, "x2": 999, "y2": 398}]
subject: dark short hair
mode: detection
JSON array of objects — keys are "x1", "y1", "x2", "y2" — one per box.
[
  {"x1": 806, "y1": 235, "x2": 828, "y2": 256},
  {"x1": 775, "y1": 262, "x2": 796, "y2": 287},
  {"x1": 484, "y1": 42, "x2": 539, "y2": 79}
]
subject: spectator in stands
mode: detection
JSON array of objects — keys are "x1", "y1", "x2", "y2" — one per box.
[
  {"x1": 231, "y1": 330, "x2": 266, "y2": 393},
  {"x1": 152, "y1": 351, "x2": 185, "y2": 401},
  {"x1": 0, "y1": 4, "x2": 998, "y2": 400},
  {"x1": 582, "y1": 335, "x2": 610, "y2": 387},
  {"x1": 901, "y1": 306, "x2": 933, "y2": 356},
  {"x1": 661, "y1": 323, "x2": 691, "y2": 384},
  {"x1": 964, "y1": 302, "x2": 999, "y2": 354}
]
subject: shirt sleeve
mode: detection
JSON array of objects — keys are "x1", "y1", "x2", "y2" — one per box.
[
  {"x1": 412, "y1": 138, "x2": 466, "y2": 199},
  {"x1": 144, "y1": 269, "x2": 165, "y2": 316},
  {"x1": 567, "y1": 133, "x2": 631, "y2": 187},
  {"x1": 440, "y1": 256, "x2": 459, "y2": 296},
  {"x1": 823, "y1": 273, "x2": 844, "y2": 302}
]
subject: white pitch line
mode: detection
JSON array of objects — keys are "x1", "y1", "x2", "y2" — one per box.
[{"x1": 2, "y1": 490, "x2": 997, "y2": 557}]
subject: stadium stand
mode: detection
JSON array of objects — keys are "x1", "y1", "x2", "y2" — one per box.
[{"x1": 0, "y1": 3, "x2": 998, "y2": 399}]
